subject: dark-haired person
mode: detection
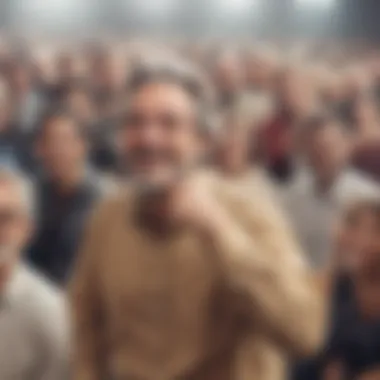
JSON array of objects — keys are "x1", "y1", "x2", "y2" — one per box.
[
  {"x1": 70, "y1": 57, "x2": 324, "y2": 380},
  {"x1": 64, "y1": 82, "x2": 120, "y2": 173},
  {"x1": 259, "y1": 66, "x2": 318, "y2": 183},
  {"x1": 28, "y1": 109, "x2": 107, "y2": 286},
  {"x1": 321, "y1": 198, "x2": 380, "y2": 380},
  {"x1": 0, "y1": 80, "x2": 35, "y2": 174},
  {"x1": 280, "y1": 114, "x2": 379, "y2": 269},
  {"x1": 350, "y1": 94, "x2": 380, "y2": 182},
  {"x1": 6, "y1": 60, "x2": 46, "y2": 132}
]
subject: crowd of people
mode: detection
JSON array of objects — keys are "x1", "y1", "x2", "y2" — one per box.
[{"x1": 0, "y1": 36, "x2": 379, "y2": 380}]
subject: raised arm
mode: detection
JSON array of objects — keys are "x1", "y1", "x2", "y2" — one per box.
[{"x1": 209, "y1": 181, "x2": 327, "y2": 357}]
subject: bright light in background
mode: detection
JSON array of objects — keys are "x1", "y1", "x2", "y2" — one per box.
[
  {"x1": 129, "y1": 0, "x2": 178, "y2": 19},
  {"x1": 295, "y1": 0, "x2": 336, "y2": 9},
  {"x1": 12, "y1": 0, "x2": 93, "y2": 30},
  {"x1": 218, "y1": 0, "x2": 258, "y2": 14}
]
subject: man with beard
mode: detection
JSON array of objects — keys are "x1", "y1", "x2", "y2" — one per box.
[
  {"x1": 0, "y1": 168, "x2": 68, "y2": 380},
  {"x1": 70, "y1": 57, "x2": 325, "y2": 380}
]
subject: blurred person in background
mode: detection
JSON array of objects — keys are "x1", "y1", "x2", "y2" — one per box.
[
  {"x1": 321, "y1": 199, "x2": 380, "y2": 380},
  {"x1": 28, "y1": 109, "x2": 105, "y2": 286},
  {"x1": 350, "y1": 94, "x2": 380, "y2": 182},
  {"x1": 0, "y1": 167, "x2": 68, "y2": 380},
  {"x1": 64, "y1": 82, "x2": 120, "y2": 174},
  {"x1": 212, "y1": 49, "x2": 245, "y2": 110},
  {"x1": 293, "y1": 197, "x2": 380, "y2": 380},
  {"x1": 336, "y1": 66, "x2": 372, "y2": 127},
  {"x1": 88, "y1": 48, "x2": 126, "y2": 119},
  {"x1": 64, "y1": 82, "x2": 97, "y2": 128},
  {"x1": 0, "y1": 79, "x2": 34, "y2": 173},
  {"x1": 6, "y1": 59, "x2": 45, "y2": 132},
  {"x1": 47, "y1": 50, "x2": 83, "y2": 104},
  {"x1": 70, "y1": 57, "x2": 324, "y2": 380},
  {"x1": 216, "y1": 92, "x2": 273, "y2": 177},
  {"x1": 259, "y1": 65, "x2": 319, "y2": 183},
  {"x1": 281, "y1": 114, "x2": 379, "y2": 269},
  {"x1": 245, "y1": 48, "x2": 279, "y2": 94}
]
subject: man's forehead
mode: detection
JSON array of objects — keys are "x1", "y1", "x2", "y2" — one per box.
[{"x1": 129, "y1": 82, "x2": 196, "y2": 110}]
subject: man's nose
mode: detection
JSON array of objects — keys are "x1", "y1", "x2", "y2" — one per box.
[{"x1": 139, "y1": 123, "x2": 163, "y2": 144}]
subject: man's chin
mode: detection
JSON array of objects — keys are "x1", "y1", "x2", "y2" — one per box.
[{"x1": 133, "y1": 173, "x2": 179, "y2": 196}]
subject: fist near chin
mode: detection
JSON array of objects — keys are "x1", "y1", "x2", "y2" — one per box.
[{"x1": 168, "y1": 174, "x2": 227, "y2": 233}]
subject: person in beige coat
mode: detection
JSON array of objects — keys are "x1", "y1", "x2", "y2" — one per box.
[{"x1": 70, "y1": 56, "x2": 326, "y2": 380}]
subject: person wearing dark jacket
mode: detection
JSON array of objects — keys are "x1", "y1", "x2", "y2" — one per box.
[{"x1": 28, "y1": 108, "x2": 106, "y2": 285}]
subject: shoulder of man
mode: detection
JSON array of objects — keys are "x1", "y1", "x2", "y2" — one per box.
[
  {"x1": 336, "y1": 169, "x2": 380, "y2": 206},
  {"x1": 15, "y1": 265, "x2": 67, "y2": 340},
  {"x1": 210, "y1": 170, "x2": 307, "y2": 268}
]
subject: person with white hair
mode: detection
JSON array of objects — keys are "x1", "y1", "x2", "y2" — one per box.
[
  {"x1": 0, "y1": 167, "x2": 68, "y2": 380},
  {"x1": 70, "y1": 57, "x2": 324, "y2": 380}
]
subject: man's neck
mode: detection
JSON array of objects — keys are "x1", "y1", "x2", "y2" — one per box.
[
  {"x1": 51, "y1": 166, "x2": 86, "y2": 195},
  {"x1": 134, "y1": 190, "x2": 178, "y2": 237},
  {"x1": 314, "y1": 166, "x2": 343, "y2": 193}
]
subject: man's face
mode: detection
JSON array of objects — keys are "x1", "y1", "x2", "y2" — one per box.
[
  {"x1": 37, "y1": 117, "x2": 87, "y2": 177},
  {"x1": 305, "y1": 123, "x2": 349, "y2": 177},
  {"x1": 214, "y1": 55, "x2": 244, "y2": 94},
  {"x1": 335, "y1": 209, "x2": 380, "y2": 271},
  {"x1": 122, "y1": 82, "x2": 202, "y2": 190},
  {"x1": 0, "y1": 180, "x2": 31, "y2": 266},
  {"x1": 278, "y1": 70, "x2": 314, "y2": 114}
]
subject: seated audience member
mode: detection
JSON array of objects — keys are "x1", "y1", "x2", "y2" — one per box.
[
  {"x1": 0, "y1": 167, "x2": 68, "y2": 380},
  {"x1": 350, "y1": 94, "x2": 380, "y2": 182},
  {"x1": 322, "y1": 198, "x2": 380, "y2": 380},
  {"x1": 28, "y1": 109, "x2": 105, "y2": 285},
  {"x1": 280, "y1": 114, "x2": 379, "y2": 269}
]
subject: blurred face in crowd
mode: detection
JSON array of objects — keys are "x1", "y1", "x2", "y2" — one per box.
[
  {"x1": 0, "y1": 85, "x2": 11, "y2": 130},
  {"x1": 56, "y1": 52, "x2": 76, "y2": 82},
  {"x1": 304, "y1": 121, "x2": 351, "y2": 182},
  {"x1": 218, "y1": 113, "x2": 250, "y2": 174},
  {"x1": 66, "y1": 89, "x2": 95, "y2": 125},
  {"x1": 277, "y1": 68, "x2": 316, "y2": 116},
  {"x1": 8, "y1": 64, "x2": 31, "y2": 95},
  {"x1": 343, "y1": 67, "x2": 370, "y2": 99},
  {"x1": 92, "y1": 53, "x2": 124, "y2": 93},
  {"x1": 122, "y1": 82, "x2": 203, "y2": 190},
  {"x1": 0, "y1": 177, "x2": 31, "y2": 286},
  {"x1": 353, "y1": 96, "x2": 380, "y2": 133},
  {"x1": 335, "y1": 205, "x2": 380, "y2": 272},
  {"x1": 214, "y1": 52, "x2": 244, "y2": 96},
  {"x1": 350, "y1": 208, "x2": 380, "y2": 320},
  {"x1": 246, "y1": 52, "x2": 277, "y2": 90},
  {"x1": 37, "y1": 115, "x2": 87, "y2": 180}
]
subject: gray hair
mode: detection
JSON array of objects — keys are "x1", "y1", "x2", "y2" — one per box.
[
  {"x1": 0, "y1": 167, "x2": 35, "y2": 218},
  {"x1": 125, "y1": 55, "x2": 217, "y2": 135}
]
